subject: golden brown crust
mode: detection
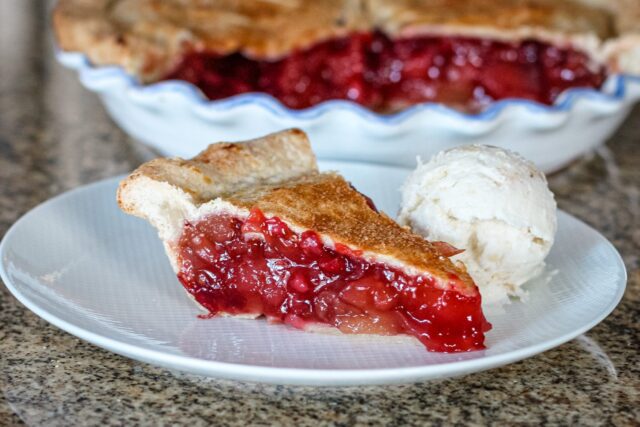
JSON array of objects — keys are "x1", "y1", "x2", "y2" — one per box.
[
  {"x1": 117, "y1": 129, "x2": 476, "y2": 294},
  {"x1": 367, "y1": 0, "x2": 638, "y2": 72},
  {"x1": 591, "y1": 0, "x2": 640, "y2": 73},
  {"x1": 117, "y1": 128, "x2": 317, "y2": 210},
  {"x1": 53, "y1": 0, "x2": 365, "y2": 81},
  {"x1": 368, "y1": 0, "x2": 611, "y2": 42}
]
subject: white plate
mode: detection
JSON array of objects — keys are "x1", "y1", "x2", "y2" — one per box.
[{"x1": 0, "y1": 161, "x2": 626, "y2": 386}]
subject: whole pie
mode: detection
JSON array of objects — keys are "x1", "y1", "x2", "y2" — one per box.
[
  {"x1": 117, "y1": 129, "x2": 491, "y2": 352},
  {"x1": 54, "y1": 0, "x2": 639, "y2": 112}
]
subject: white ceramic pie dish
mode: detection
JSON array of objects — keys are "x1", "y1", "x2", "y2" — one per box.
[{"x1": 57, "y1": 49, "x2": 640, "y2": 173}]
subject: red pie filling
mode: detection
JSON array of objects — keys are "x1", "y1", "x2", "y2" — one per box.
[
  {"x1": 163, "y1": 32, "x2": 605, "y2": 111},
  {"x1": 176, "y1": 208, "x2": 491, "y2": 352}
]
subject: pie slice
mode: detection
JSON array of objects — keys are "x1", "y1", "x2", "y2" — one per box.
[
  {"x1": 117, "y1": 129, "x2": 491, "y2": 352},
  {"x1": 54, "y1": 0, "x2": 640, "y2": 111}
]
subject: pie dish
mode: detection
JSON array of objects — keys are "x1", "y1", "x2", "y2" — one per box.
[
  {"x1": 53, "y1": 1, "x2": 640, "y2": 172},
  {"x1": 53, "y1": 0, "x2": 640, "y2": 112},
  {"x1": 116, "y1": 129, "x2": 491, "y2": 352}
]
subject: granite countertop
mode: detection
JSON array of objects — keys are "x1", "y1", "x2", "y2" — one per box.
[{"x1": 1, "y1": 2, "x2": 638, "y2": 426}]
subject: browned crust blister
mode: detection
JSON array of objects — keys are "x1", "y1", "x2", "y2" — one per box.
[
  {"x1": 117, "y1": 129, "x2": 476, "y2": 294},
  {"x1": 54, "y1": 0, "x2": 640, "y2": 79}
]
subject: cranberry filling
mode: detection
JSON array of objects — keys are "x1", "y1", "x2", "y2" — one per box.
[
  {"x1": 163, "y1": 32, "x2": 605, "y2": 111},
  {"x1": 177, "y1": 208, "x2": 491, "y2": 352}
]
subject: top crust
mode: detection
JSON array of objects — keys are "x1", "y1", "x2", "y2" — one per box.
[
  {"x1": 53, "y1": 0, "x2": 640, "y2": 79},
  {"x1": 117, "y1": 129, "x2": 477, "y2": 294},
  {"x1": 367, "y1": 0, "x2": 609, "y2": 60},
  {"x1": 120, "y1": 128, "x2": 318, "y2": 205},
  {"x1": 53, "y1": 0, "x2": 365, "y2": 81}
]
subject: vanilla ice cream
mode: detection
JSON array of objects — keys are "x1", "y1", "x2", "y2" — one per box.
[{"x1": 398, "y1": 145, "x2": 557, "y2": 305}]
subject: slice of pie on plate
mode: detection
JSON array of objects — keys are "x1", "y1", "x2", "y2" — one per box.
[{"x1": 117, "y1": 129, "x2": 491, "y2": 352}]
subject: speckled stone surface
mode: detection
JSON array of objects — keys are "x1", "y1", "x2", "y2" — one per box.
[{"x1": 1, "y1": 2, "x2": 639, "y2": 426}]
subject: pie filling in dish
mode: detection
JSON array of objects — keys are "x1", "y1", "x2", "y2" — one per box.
[
  {"x1": 117, "y1": 129, "x2": 491, "y2": 352},
  {"x1": 178, "y1": 209, "x2": 490, "y2": 352},
  {"x1": 163, "y1": 32, "x2": 605, "y2": 111},
  {"x1": 55, "y1": 0, "x2": 638, "y2": 113}
]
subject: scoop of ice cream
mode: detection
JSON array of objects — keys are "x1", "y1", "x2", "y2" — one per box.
[{"x1": 398, "y1": 145, "x2": 557, "y2": 305}]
